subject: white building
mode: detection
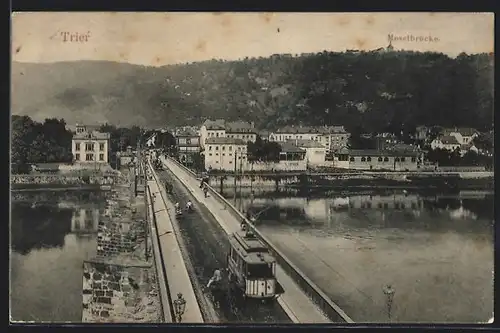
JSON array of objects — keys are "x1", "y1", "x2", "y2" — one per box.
[
  {"x1": 204, "y1": 137, "x2": 248, "y2": 171},
  {"x1": 430, "y1": 135, "x2": 461, "y2": 151},
  {"x1": 268, "y1": 125, "x2": 350, "y2": 152},
  {"x1": 70, "y1": 124, "x2": 110, "y2": 165},
  {"x1": 199, "y1": 119, "x2": 256, "y2": 149},
  {"x1": 289, "y1": 139, "x2": 327, "y2": 167},
  {"x1": 443, "y1": 127, "x2": 479, "y2": 145}
]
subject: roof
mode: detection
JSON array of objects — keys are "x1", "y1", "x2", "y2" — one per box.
[
  {"x1": 32, "y1": 163, "x2": 60, "y2": 170},
  {"x1": 66, "y1": 124, "x2": 102, "y2": 133},
  {"x1": 279, "y1": 142, "x2": 305, "y2": 153},
  {"x1": 275, "y1": 125, "x2": 346, "y2": 135},
  {"x1": 205, "y1": 137, "x2": 246, "y2": 145},
  {"x1": 225, "y1": 121, "x2": 256, "y2": 133},
  {"x1": 203, "y1": 119, "x2": 226, "y2": 130},
  {"x1": 175, "y1": 128, "x2": 198, "y2": 137},
  {"x1": 347, "y1": 149, "x2": 419, "y2": 157},
  {"x1": 444, "y1": 127, "x2": 478, "y2": 137},
  {"x1": 73, "y1": 131, "x2": 110, "y2": 140},
  {"x1": 229, "y1": 232, "x2": 275, "y2": 264},
  {"x1": 290, "y1": 139, "x2": 325, "y2": 149},
  {"x1": 439, "y1": 135, "x2": 460, "y2": 145}
]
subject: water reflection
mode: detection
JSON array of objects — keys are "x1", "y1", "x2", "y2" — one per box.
[
  {"x1": 10, "y1": 190, "x2": 103, "y2": 322},
  {"x1": 224, "y1": 189, "x2": 494, "y2": 323}
]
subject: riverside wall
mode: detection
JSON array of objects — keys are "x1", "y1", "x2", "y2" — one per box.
[{"x1": 81, "y1": 167, "x2": 162, "y2": 323}]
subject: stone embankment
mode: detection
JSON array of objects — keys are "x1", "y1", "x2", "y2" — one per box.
[
  {"x1": 81, "y1": 168, "x2": 162, "y2": 323},
  {"x1": 11, "y1": 173, "x2": 116, "y2": 190}
]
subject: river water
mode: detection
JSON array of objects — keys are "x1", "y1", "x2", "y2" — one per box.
[
  {"x1": 10, "y1": 190, "x2": 106, "y2": 322},
  {"x1": 223, "y1": 188, "x2": 494, "y2": 323}
]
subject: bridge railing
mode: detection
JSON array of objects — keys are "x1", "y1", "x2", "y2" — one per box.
[
  {"x1": 145, "y1": 178, "x2": 174, "y2": 322},
  {"x1": 168, "y1": 157, "x2": 354, "y2": 323}
]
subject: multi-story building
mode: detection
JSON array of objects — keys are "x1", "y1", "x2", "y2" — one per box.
[
  {"x1": 174, "y1": 128, "x2": 201, "y2": 164},
  {"x1": 71, "y1": 124, "x2": 110, "y2": 165},
  {"x1": 225, "y1": 121, "x2": 257, "y2": 143},
  {"x1": 199, "y1": 119, "x2": 257, "y2": 149},
  {"x1": 268, "y1": 125, "x2": 350, "y2": 152},
  {"x1": 204, "y1": 137, "x2": 248, "y2": 171}
]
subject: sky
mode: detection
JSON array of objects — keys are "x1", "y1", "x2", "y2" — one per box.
[{"x1": 12, "y1": 12, "x2": 494, "y2": 66}]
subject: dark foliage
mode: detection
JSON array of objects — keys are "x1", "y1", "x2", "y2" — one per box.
[
  {"x1": 247, "y1": 136, "x2": 282, "y2": 162},
  {"x1": 11, "y1": 115, "x2": 73, "y2": 174},
  {"x1": 13, "y1": 51, "x2": 493, "y2": 132}
]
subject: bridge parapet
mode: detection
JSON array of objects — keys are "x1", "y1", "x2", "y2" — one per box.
[{"x1": 168, "y1": 157, "x2": 354, "y2": 323}]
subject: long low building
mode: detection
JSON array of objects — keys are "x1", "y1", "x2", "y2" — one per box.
[{"x1": 334, "y1": 148, "x2": 422, "y2": 171}]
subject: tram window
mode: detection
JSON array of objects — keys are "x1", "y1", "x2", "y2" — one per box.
[{"x1": 247, "y1": 263, "x2": 274, "y2": 278}]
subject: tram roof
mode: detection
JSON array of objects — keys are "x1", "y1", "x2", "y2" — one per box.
[{"x1": 229, "y1": 232, "x2": 276, "y2": 264}]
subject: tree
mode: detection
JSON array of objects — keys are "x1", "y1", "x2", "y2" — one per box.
[{"x1": 247, "y1": 136, "x2": 281, "y2": 162}]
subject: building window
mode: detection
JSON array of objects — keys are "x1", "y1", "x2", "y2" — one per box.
[
  {"x1": 186, "y1": 138, "x2": 191, "y2": 145},
  {"x1": 85, "y1": 143, "x2": 94, "y2": 151},
  {"x1": 384, "y1": 157, "x2": 389, "y2": 162},
  {"x1": 401, "y1": 157, "x2": 406, "y2": 162},
  {"x1": 367, "y1": 157, "x2": 372, "y2": 162},
  {"x1": 215, "y1": 146, "x2": 219, "y2": 151},
  {"x1": 361, "y1": 157, "x2": 366, "y2": 162},
  {"x1": 229, "y1": 161, "x2": 233, "y2": 164},
  {"x1": 99, "y1": 154, "x2": 104, "y2": 161},
  {"x1": 229, "y1": 146, "x2": 232, "y2": 151},
  {"x1": 99, "y1": 143, "x2": 105, "y2": 151},
  {"x1": 378, "y1": 157, "x2": 383, "y2": 162},
  {"x1": 395, "y1": 157, "x2": 400, "y2": 162},
  {"x1": 75, "y1": 143, "x2": 81, "y2": 151},
  {"x1": 209, "y1": 153, "x2": 213, "y2": 156},
  {"x1": 229, "y1": 153, "x2": 232, "y2": 156},
  {"x1": 222, "y1": 146, "x2": 226, "y2": 151},
  {"x1": 216, "y1": 132, "x2": 219, "y2": 137},
  {"x1": 75, "y1": 153, "x2": 80, "y2": 161},
  {"x1": 350, "y1": 157, "x2": 355, "y2": 162},
  {"x1": 222, "y1": 153, "x2": 225, "y2": 156},
  {"x1": 85, "y1": 153, "x2": 94, "y2": 161},
  {"x1": 209, "y1": 146, "x2": 212, "y2": 151},
  {"x1": 216, "y1": 153, "x2": 219, "y2": 156},
  {"x1": 411, "y1": 157, "x2": 416, "y2": 162}
]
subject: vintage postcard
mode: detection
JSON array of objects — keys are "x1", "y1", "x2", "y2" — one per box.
[{"x1": 11, "y1": 12, "x2": 494, "y2": 324}]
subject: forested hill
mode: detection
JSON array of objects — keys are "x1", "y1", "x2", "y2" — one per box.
[{"x1": 12, "y1": 51, "x2": 493, "y2": 134}]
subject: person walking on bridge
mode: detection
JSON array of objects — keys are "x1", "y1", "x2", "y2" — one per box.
[{"x1": 207, "y1": 268, "x2": 222, "y2": 289}]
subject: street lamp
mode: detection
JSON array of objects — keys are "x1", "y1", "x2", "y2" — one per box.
[
  {"x1": 382, "y1": 284, "x2": 395, "y2": 321},
  {"x1": 173, "y1": 292, "x2": 187, "y2": 322}
]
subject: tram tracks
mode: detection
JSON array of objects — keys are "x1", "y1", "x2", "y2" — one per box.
[{"x1": 156, "y1": 167, "x2": 291, "y2": 323}]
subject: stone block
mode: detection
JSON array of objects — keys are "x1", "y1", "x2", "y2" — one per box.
[
  {"x1": 93, "y1": 283, "x2": 102, "y2": 289},
  {"x1": 97, "y1": 297, "x2": 112, "y2": 304}
]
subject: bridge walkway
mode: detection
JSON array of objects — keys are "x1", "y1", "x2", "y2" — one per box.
[
  {"x1": 147, "y1": 176, "x2": 204, "y2": 323},
  {"x1": 162, "y1": 157, "x2": 336, "y2": 323}
]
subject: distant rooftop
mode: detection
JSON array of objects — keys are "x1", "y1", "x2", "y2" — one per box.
[
  {"x1": 275, "y1": 125, "x2": 346, "y2": 135},
  {"x1": 438, "y1": 135, "x2": 460, "y2": 145},
  {"x1": 444, "y1": 127, "x2": 478, "y2": 137},
  {"x1": 205, "y1": 137, "x2": 246, "y2": 145},
  {"x1": 279, "y1": 142, "x2": 306, "y2": 153},
  {"x1": 175, "y1": 128, "x2": 198, "y2": 137},
  {"x1": 287, "y1": 139, "x2": 325, "y2": 148}
]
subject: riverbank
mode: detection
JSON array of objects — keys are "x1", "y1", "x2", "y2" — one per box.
[
  {"x1": 10, "y1": 173, "x2": 117, "y2": 190},
  {"x1": 81, "y1": 168, "x2": 162, "y2": 323}
]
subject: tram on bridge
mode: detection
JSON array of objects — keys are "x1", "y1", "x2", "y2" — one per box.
[{"x1": 226, "y1": 229, "x2": 284, "y2": 300}]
